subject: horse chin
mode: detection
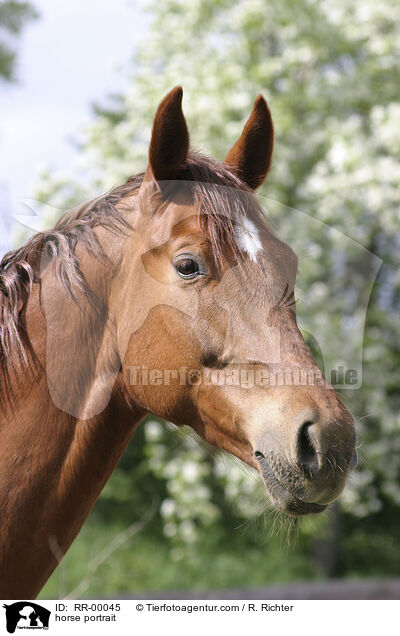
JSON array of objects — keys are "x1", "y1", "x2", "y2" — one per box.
[{"x1": 257, "y1": 454, "x2": 328, "y2": 517}]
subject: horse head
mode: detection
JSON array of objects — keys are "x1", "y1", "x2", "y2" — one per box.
[{"x1": 114, "y1": 87, "x2": 357, "y2": 515}]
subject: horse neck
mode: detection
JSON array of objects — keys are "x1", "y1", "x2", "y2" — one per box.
[
  {"x1": 0, "y1": 221, "x2": 146, "y2": 599},
  {"x1": 0, "y1": 380, "x2": 144, "y2": 598}
]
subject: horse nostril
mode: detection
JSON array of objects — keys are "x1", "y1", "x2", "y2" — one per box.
[{"x1": 297, "y1": 420, "x2": 320, "y2": 475}]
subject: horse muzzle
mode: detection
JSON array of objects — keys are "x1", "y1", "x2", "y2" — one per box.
[{"x1": 253, "y1": 409, "x2": 357, "y2": 516}]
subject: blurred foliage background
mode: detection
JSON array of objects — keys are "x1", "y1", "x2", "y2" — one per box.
[
  {"x1": 0, "y1": 0, "x2": 37, "y2": 82},
  {"x1": 10, "y1": 0, "x2": 400, "y2": 597}
]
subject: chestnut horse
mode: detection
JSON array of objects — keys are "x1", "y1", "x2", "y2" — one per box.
[{"x1": 0, "y1": 87, "x2": 356, "y2": 598}]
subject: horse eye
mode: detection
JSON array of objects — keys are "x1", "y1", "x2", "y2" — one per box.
[{"x1": 174, "y1": 255, "x2": 204, "y2": 279}]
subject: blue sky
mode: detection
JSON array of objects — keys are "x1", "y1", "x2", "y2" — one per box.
[{"x1": 0, "y1": 0, "x2": 148, "y2": 256}]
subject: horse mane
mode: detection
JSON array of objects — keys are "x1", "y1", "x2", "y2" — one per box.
[
  {"x1": 0, "y1": 180, "x2": 135, "y2": 367},
  {"x1": 0, "y1": 152, "x2": 268, "y2": 367}
]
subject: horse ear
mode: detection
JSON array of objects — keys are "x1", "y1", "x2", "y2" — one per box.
[
  {"x1": 224, "y1": 95, "x2": 273, "y2": 190},
  {"x1": 148, "y1": 86, "x2": 189, "y2": 182}
]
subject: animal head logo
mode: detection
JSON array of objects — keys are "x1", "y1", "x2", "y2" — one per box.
[{"x1": 3, "y1": 602, "x2": 50, "y2": 633}]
